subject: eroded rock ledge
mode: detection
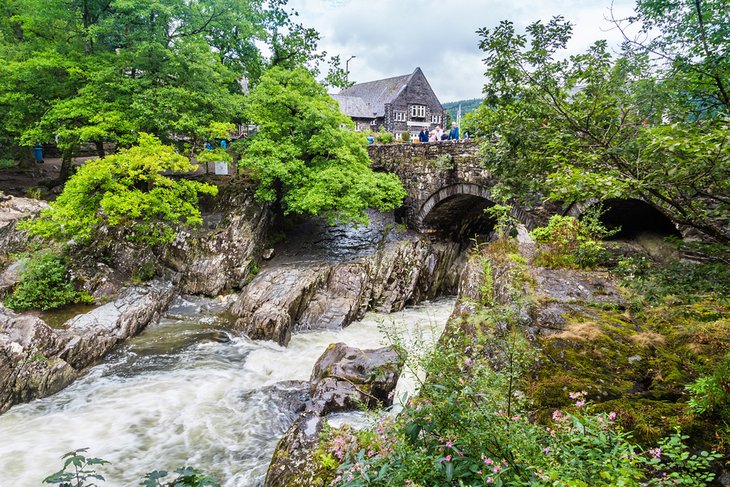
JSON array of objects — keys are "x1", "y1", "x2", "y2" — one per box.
[
  {"x1": 0, "y1": 279, "x2": 175, "y2": 414},
  {"x1": 230, "y1": 236, "x2": 464, "y2": 345}
]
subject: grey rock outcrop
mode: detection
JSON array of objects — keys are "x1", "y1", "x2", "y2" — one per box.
[
  {"x1": 308, "y1": 342, "x2": 402, "y2": 415},
  {"x1": 171, "y1": 184, "x2": 271, "y2": 296},
  {"x1": 231, "y1": 236, "x2": 462, "y2": 345},
  {"x1": 0, "y1": 197, "x2": 47, "y2": 259},
  {"x1": 0, "y1": 279, "x2": 175, "y2": 413},
  {"x1": 265, "y1": 343, "x2": 403, "y2": 487}
]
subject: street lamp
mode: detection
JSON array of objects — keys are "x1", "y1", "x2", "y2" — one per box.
[{"x1": 345, "y1": 55, "x2": 356, "y2": 93}]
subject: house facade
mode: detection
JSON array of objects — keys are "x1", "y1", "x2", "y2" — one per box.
[{"x1": 332, "y1": 67, "x2": 445, "y2": 139}]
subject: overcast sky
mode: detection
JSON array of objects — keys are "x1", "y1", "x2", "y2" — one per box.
[{"x1": 286, "y1": 0, "x2": 637, "y2": 103}]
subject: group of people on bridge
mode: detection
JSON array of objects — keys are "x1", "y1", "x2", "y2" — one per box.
[{"x1": 418, "y1": 122, "x2": 459, "y2": 142}]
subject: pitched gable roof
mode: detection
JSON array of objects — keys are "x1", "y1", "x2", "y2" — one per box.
[
  {"x1": 331, "y1": 94, "x2": 375, "y2": 119},
  {"x1": 338, "y1": 68, "x2": 420, "y2": 117}
]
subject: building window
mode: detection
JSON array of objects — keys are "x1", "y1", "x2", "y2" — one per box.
[
  {"x1": 394, "y1": 111, "x2": 406, "y2": 122},
  {"x1": 370, "y1": 119, "x2": 377, "y2": 126},
  {"x1": 431, "y1": 114, "x2": 441, "y2": 124},
  {"x1": 395, "y1": 132, "x2": 402, "y2": 140},
  {"x1": 410, "y1": 105, "x2": 426, "y2": 118}
]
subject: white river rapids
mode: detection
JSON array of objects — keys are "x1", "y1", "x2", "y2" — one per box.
[{"x1": 0, "y1": 295, "x2": 454, "y2": 486}]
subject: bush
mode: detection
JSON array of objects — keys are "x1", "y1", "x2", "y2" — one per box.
[
  {"x1": 20, "y1": 134, "x2": 218, "y2": 246},
  {"x1": 375, "y1": 127, "x2": 394, "y2": 144},
  {"x1": 401, "y1": 131, "x2": 410, "y2": 143},
  {"x1": 4, "y1": 251, "x2": 91, "y2": 311},
  {"x1": 530, "y1": 212, "x2": 614, "y2": 269}
]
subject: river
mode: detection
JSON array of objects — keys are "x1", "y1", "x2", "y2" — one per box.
[{"x1": 0, "y1": 295, "x2": 454, "y2": 486}]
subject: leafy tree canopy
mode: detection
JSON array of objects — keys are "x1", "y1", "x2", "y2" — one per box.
[
  {"x1": 469, "y1": 0, "x2": 729, "y2": 243},
  {"x1": 21, "y1": 133, "x2": 218, "y2": 245},
  {"x1": 0, "y1": 0, "x2": 321, "y2": 176},
  {"x1": 238, "y1": 67, "x2": 406, "y2": 225}
]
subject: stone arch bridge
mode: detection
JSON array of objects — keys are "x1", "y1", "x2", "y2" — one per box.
[
  {"x1": 368, "y1": 140, "x2": 536, "y2": 239},
  {"x1": 367, "y1": 140, "x2": 684, "y2": 241}
]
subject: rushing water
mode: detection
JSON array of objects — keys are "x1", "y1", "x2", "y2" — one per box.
[{"x1": 0, "y1": 295, "x2": 454, "y2": 486}]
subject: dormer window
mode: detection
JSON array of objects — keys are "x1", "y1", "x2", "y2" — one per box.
[{"x1": 410, "y1": 105, "x2": 426, "y2": 118}]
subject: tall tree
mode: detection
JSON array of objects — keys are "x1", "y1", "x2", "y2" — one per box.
[
  {"x1": 0, "y1": 0, "x2": 317, "y2": 180},
  {"x1": 238, "y1": 67, "x2": 406, "y2": 224},
  {"x1": 468, "y1": 3, "x2": 729, "y2": 243}
]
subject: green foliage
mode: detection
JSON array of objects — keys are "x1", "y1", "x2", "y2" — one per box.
[
  {"x1": 642, "y1": 431, "x2": 723, "y2": 486},
  {"x1": 471, "y1": 5, "x2": 730, "y2": 243},
  {"x1": 0, "y1": 158, "x2": 16, "y2": 169},
  {"x1": 432, "y1": 154, "x2": 454, "y2": 171},
  {"x1": 686, "y1": 353, "x2": 730, "y2": 419},
  {"x1": 484, "y1": 204, "x2": 519, "y2": 239},
  {"x1": 238, "y1": 67, "x2": 406, "y2": 225},
  {"x1": 614, "y1": 256, "x2": 730, "y2": 305},
  {"x1": 4, "y1": 251, "x2": 91, "y2": 311},
  {"x1": 42, "y1": 448, "x2": 109, "y2": 487},
  {"x1": 43, "y1": 449, "x2": 219, "y2": 487},
  {"x1": 530, "y1": 213, "x2": 614, "y2": 269},
  {"x1": 374, "y1": 127, "x2": 394, "y2": 145},
  {"x1": 141, "y1": 467, "x2": 219, "y2": 487},
  {"x1": 0, "y1": 0, "x2": 321, "y2": 181},
  {"x1": 400, "y1": 131, "x2": 410, "y2": 143},
  {"x1": 21, "y1": 134, "x2": 218, "y2": 246}
]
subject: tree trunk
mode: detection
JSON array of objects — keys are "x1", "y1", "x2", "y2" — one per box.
[
  {"x1": 95, "y1": 141, "x2": 105, "y2": 158},
  {"x1": 58, "y1": 146, "x2": 75, "y2": 185}
]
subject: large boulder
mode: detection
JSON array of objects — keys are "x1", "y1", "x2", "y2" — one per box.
[
  {"x1": 0, "y1": 308, "x2": 77, "y2": 413},
  {"x1": 308, "y1": 342, "x2": 402, "y2": 415}
]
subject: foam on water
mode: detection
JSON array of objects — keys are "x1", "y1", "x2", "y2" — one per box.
[{"x1": 0, "y1": 297, "x2": 454, "y2": 486}]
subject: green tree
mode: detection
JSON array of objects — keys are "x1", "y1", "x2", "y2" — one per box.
[
  {"x1": 470, "y1": 5, "x2": 729, "y2": 243},
  {"x1": 238, "y1": 67, "x2": 406, "y2": 224},
  {"x1": 0, "y1": 0, "x2": 318, "y2": 181},
  {"x1": 21, "y1": 134, "x2": 218, "y2": 245}
]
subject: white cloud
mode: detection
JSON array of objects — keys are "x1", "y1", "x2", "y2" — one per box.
[{"x1": 286, "y1": 0, "x2": 637, "y2": 102}]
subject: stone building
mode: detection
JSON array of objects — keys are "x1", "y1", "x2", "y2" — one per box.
[{"x1": 332, "y1": 67, "x2": 445, "y2": 139}]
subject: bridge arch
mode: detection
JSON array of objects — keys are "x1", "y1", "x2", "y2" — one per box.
[
  {"x1": 567, "y1": 198, "x2": 682, "y2": 239},
  {"x1": 415, "y1": 183, "x2": 531, "y2": 240}
]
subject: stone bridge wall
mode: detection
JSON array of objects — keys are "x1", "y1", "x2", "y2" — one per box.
[{"x1": 368, "y1": 141, "x2": 536, "y2": 230}]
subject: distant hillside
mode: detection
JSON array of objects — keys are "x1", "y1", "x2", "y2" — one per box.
[{"x1": 442, "y1": 98, "x2": 483, "y2": 119}]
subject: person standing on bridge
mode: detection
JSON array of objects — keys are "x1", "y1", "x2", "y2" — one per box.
[
  {"x1": 448, "y1": 122, "x2": 459, "y2": 141},
  {"x1": 418, "y1": 127, "x2": 429, "y2": 142}
]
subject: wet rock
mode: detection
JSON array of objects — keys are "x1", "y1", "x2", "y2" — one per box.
[
  {"x1": 0, "y1": 279, "x2": 175, "y2": 413},
  {"x1": 264, "y1": 412, "x2": 324, "y2": 487},
  {"x1": 231, "y1": 236, "x2": 462, "y2": 345},
  {"x1": 0, "y1": 307, "x2": 77, "y2": 414},
  {"x1": 262, "y1": 248, "x2": 275, "y2": 260},
  {"x1": 265, "y1": 345, "x2": 402, "y2": 486},
  {"x1": 308, "y1": 342, "x2": 402, "y2": 415}
]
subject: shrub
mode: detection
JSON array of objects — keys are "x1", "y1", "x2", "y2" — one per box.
[
  {"x1": 0, "y1": 158, "x2": 16, "y2": 170},
  {"x1": 20, "y1": 134, "x2": 218, "y2": 247},
  {"x1": 4, "y1": 251, "x2": 91, "y2": 311},
  {"x1": 375, "y1": 127, "x2": 394, "y2": 144},
  {"x1": 530, "y1": 212, "x2": 614, "y2": 269},
  {"x1": 401, "y1": 131, "x2": 410, "y2": 143}
]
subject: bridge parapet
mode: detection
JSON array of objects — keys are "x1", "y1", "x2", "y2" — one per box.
[{"x1": 368, "y1": 140, "x2": 502, "y2": 231}]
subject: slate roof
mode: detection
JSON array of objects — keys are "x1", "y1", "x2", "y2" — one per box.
[
  {"x1": 337, "y1": 69, "x2": 418, "y2": 117},
  {"x1": 331, "y1": 94, "x2": 375, "y2": 119}
]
